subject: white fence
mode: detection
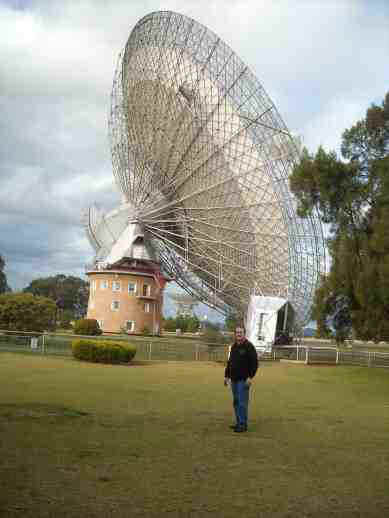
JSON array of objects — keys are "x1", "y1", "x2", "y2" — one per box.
[
  {"x1": 0, "y1": 331, "x2": 228, "y2": 362},
  {"x1": 1, "y1": 331, "x2": 389, "y2": 368},
  {"x1": 273, "y1": 345, "x2": 389, "y2": 368}
]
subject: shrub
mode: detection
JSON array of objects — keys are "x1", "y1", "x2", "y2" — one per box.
[
  {"x1": 72, "y1": 339, "x2": 136, "y2": 364},
  {"x1": 73, "y1": 318, "x2": 102, "y2": 336},
  {"x1": 163, "y1": 317, "x2": 176, "y2": 332}
]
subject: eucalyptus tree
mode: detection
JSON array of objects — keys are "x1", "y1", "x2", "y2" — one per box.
[
  {"x1": 290, "y1": 92, "x2": 389, "y2": 341},
  {"x1": 0, "y1": 255, "x2": 11, "y2": 294}
]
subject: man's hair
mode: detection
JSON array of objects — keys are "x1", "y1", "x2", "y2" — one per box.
[{"x1": 235, "y1": 325, "x2": 246, "y2": 334}]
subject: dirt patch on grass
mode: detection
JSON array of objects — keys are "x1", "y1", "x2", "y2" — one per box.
[
  {"x1": 0, "y1": 403, "x2": 89, "y2": 419},
  {"x1": 124, "y1": 360, "x2": 161, "y2": 367}
]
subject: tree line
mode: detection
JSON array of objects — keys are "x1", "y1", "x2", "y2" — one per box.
[
  {"x1": 0, "y1": 264, "x2": 89, "y2": 332},
  {"x1": 163, "y1": 315, "x2": 201, "y2": 333},
  {"x1": 290, "y1": 92, "x2": 389, "y2": 341}
]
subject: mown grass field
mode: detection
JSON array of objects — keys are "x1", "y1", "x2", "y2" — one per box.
[{"x1": 1, "y1": 353, "x2": 389, "y2": 518}]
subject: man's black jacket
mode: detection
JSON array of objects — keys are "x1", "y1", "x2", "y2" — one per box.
[{"x1": 224, "y1": 339, "x2": 258, "y2": 381}]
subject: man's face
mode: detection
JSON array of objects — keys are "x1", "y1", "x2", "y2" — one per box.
[{"x1": 235, "y1": 327, "x2": 245, "y2": 343}]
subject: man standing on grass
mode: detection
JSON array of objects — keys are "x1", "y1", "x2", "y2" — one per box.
[{"x1": 224, "y1": 326, "x2": 258, "y2": 433}]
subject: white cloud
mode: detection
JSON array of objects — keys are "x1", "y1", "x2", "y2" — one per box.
[{"x1": 303, "y1": 95, "x2": 373, "y2": 153}]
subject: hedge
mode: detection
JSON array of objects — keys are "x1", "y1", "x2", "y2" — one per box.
[
  {"x1": 72, "y1": 339, "x2": 136, "y2": 364},
  {"x1": 73, "y1": 318, "x2": 102, "y2": 336}
]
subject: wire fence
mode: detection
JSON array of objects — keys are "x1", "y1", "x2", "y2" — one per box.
[
  {"x1": 0, "y1": 330, "x2": 228, "y2": 362},
  {"x1": 1, "y1": 330, "x2": 389, "y2": 368}
]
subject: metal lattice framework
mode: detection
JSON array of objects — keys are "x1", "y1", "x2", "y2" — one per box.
[{"x1": 86, "y1": 10, "x2": 326, "y2": 327}]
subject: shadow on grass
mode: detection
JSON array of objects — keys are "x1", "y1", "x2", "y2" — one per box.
[{"x1": 0, "y1": 403, "x2": 90, "y2": 419}]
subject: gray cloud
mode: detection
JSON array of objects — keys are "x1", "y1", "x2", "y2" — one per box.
[{"x1": 0, "y1": 0, "x2": 388, "y2": 323}]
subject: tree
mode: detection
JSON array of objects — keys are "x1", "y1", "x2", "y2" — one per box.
[
  {"x1": 24, "y1": 275, "x2": 89, "y2": 319},
  {"x1": 186, "y1": 315, "x2": 200, "y2": 333},
  {"x1": 0, "y1": 292, "x2": 56, "y2": 332},
  {"x1": 58, "y1": 309, "x2": 74, "y2": 329},
  {"x1": 162, "y1": 314, "x2": 200, "y2": 333},
  {"x1": 290, "y1": 92, "x2": 389, "y2": 341},
  {"x1": 225, "y1": 310, "x2": 239, "y2": 332},
  {"x1": 0, "y1": 255, "x2": 11, "y2": 294}
]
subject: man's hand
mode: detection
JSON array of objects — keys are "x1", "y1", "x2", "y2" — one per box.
[
  {"x1": 246, "y1": 378, "x2": 252, "y2": 387},
  {"x1": 224, "y1": 378, "x2": 229, "y2": 386}
]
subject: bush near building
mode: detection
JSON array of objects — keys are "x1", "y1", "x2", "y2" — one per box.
[
  {"x1": 73, "y1": 318, "x2": 102, "y2": 336},
  {"x1": 72, "y1": 339, "x2": 136, "y2": 364}
]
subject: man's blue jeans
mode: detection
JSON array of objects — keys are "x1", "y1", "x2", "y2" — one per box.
[{"x1": 231, "y1": 380, "x2": 250, "y2": 427}]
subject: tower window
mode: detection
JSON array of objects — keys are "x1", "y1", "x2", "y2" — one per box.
[
  {"x1": 112, "y1": 281, "x2": 121, "y2": 292},
  {"x1": 100, "y1": 280, "x2": 108, "y2": 290},
  {"x1": 128, "y1": 282, "x2": 137, "y2": 295},
  {"x1": 143, "y1": 284, "x2": 151, "y2": 297},
  {"x1": 125, "y1": 320, "x2": 135, "y2": 332},
  {"x1": 111, "y1": 300, "x2": 120, "y2": 311}
]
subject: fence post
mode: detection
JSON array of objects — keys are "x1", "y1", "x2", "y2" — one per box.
[
  {"x1": 195, "y1": 344, "x2": 199, "y2": 361},
  {"x1": 336, "y1": 349, "x2": 339, "y2": 365},
  {"x1": 368, "y1": 351, "x2": 371, "y2": 367},
  {"x1": 296, "y1": 345, "x2": 299, "y2": 361},
  {"x1": 42, "y1": 333, "x2": 46, "y2": 355},
  {"x1": 305, "y1": 347, "x2": 309, "y2": 365},
  {"x1": 148, "y1": 342, "x2": 152, "y2": 361}
]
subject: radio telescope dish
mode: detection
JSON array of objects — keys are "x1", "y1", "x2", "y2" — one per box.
[{"x1": 87, "y1": 11, "x2": 325, "y2": 328}]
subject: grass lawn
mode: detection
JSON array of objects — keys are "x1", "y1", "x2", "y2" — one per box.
[{"x1": 0, "y1": 354, "x2": 389, "y2": 518}]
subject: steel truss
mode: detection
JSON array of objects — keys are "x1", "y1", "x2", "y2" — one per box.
[{"x1": 87, "y1": 10, "x2": 326, "y2": 326}]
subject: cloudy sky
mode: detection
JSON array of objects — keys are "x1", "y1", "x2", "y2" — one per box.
[{"x1": 0, "y1": 0, "x2": 388, "y2": 317}]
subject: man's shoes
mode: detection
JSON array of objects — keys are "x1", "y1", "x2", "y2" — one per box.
[
  {"x1": 233, "y1": 425, "x2": 247, "y2": 433},
  {"x1": 229, "y1": 424, "x2": 238, "y2": 429}
]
